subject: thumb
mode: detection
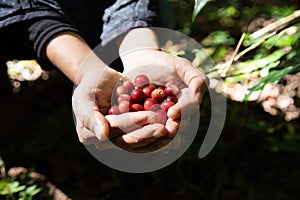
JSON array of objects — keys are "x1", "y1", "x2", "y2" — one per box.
[
  {"x1": 174, "y1": 57, "x2": 208, "y2": 103},
  {"x1": 105, "y1": 111, "x2": 160, "y2": 138},
  {"x1": 72, "y1": 85, "x2": 110, "y2": 141}
]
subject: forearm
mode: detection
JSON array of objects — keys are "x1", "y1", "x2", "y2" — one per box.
[{"x1": 45, "y1": 31, "x2": 107, "y2": 85}]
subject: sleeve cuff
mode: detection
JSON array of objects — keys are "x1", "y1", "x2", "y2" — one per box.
[{"x1": 28, "y1": 18, "x2": 79, "y2": 70}]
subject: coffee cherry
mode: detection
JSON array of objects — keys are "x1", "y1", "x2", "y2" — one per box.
[
  {"x1": 116, "y1": 85, "x2": 128, "y2": 96},
  {"x1": 108, "y1": 105, "x2": 121, "y2": 115},
  {"x1": 109, "y1": 73, "x2": 181, "y2": 130},
  {"x1": 165, "y1": 95, "x2": 178, "y2": 103},
  {"x1": 151, "y1": 88, "x2": 165, "y2": 102},
  {"x1": 122, "y1": 80, "x2": 135, "y2": 93},
  {"x1": 158, "y1": 85, "x2": 166, "y2": 91},
  {"x1": 117, "y1": 94, "x2": 131, "y2": 104},
  {"x1": 142, "y1": 84, "x2": 155, "y2": 98},
  {"x1": 144, "y1": 98, "x2": 160, "y2": 111},
  {"x1": 164, "y1": 84, "x2": 180, "y2": 96},
  {"x1": 130, "y1": 88, "x2": 146, "y2": 103},
  {"x1": 161, "y1": 101, "x2": 175, "y2": 111},
  {"x1": 134, "y1": 74, "x2": 150, "y2": 88},
  {"x1": 131, "y1": 104, "x2": 144, "y2": 112},
  {"x1": 155, "y1": 110, "x2": 167, "y2": 124},
  {"x1": 118, "y1": 101, "x2": 132, "y2": 113}
]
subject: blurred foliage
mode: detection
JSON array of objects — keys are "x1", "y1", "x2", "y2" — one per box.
[
  {"x1": 192, "y1": 0, "x2": 210, "y2": 22},
  {"x1": 0, "y1": 158, "x2": 42, "y2": 200},
  {"x1": 168, "y1": 0, "x2": 300, "y2": 120}
]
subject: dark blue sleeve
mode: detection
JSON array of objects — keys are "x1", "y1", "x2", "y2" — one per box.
[
  {"x1": 0, "y1": 0, "x2": 67, "y2": 28},
  {"x1": 100, "y1": 0, "x2": 157, "y2": 46},
  {"x1": 0, "y1": 0, "x2": 79, "y2": 69}
]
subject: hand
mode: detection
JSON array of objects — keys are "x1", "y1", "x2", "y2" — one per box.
[
  {"x1": 121, "y1": 49, "x2": 208, "y2": 137},
  {"x1": 72, "y1": 53, "x2": 173, "y2": 152}
]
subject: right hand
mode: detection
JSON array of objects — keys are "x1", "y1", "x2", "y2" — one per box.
[{"x1": 71, "y1": 53, "x2": 175, "y2": 152}]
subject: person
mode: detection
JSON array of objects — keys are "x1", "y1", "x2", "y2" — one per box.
[{"x1": 0, "y1": 0, "x2": 208, "y2": 152}]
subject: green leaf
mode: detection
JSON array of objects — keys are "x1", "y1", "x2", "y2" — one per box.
[
  {"x1": 192, "y1": 0, "x2": 210, "y2": 22},
  {"x1": 167, "y1": 49, "x2": 186, "y2": 56},
  {"x1": 0, "y1": 179, "x2": 11, "y2": 192},
  {"x1": 263, "y1": 28, "x2": 300, "y2": 47},
  {"x1": 244, "y1": 54, "x2": 300, "y2": 101},
  {"x1": 0, "y1": 181, "x2": 26, "y2": 195},
  {"x1": 19, "y1": 185, "x2": 42, "y2": 200},
  {"x1": 25, "y1": 185, "x2": 41, "y2": 196}
]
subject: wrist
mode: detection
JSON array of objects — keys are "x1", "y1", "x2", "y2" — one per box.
[
  {"x1": 121, "y1": 48, "x2": 166, "y2": 74},
  {"x1": 118, "y1": 28, "x2": 160, "y2": 56},
  {"x1": 45, "y1": 31, "x2": 109, "y2": 85}
]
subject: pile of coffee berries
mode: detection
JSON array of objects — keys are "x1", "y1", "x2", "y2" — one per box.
[{"x1": 108, "y1": 74, "x2": 180, "y2": 124}]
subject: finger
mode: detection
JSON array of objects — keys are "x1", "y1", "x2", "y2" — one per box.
[
  {"x1": 79, "y1": 127, "x2": 115, "y2": 150},
  {"x1": 75, "y1": 118, "x2": 119, "y2": 150},
  {"x1": 105, "y1": 111, "x2": 158, "y2": 138},
  {"x1": 159, "y1": 135, "x2": 181, "y2": 153},
  {"x1": 111, "y1": 124, "x2": 168, "y2": 150},
  {"x1": 173, "y1": 57, "x2": 209, "y2": 103},
  {"x1": 138, "y1": 134, "x2": 181, "y2": 154},
  {"x1": 165, "y1": 118, "x2": 180, "y2": 138},
  {"x1": 132, "y1": 137, "x2": 172, "y2": 153},
  {"x1": 188, "y1": 74, "x2": 208, "y2": 104},
  {"x1": 75, "y1": 117, "x2": 95, "y2": 144},
  {"x1": 75, "y1": 117, "x2": 111, "y2": 148},
  {"x1": 72, "y1": 86, "x2": 109, "y2": 141},
  {"x1": 167, "y1": 88, "x2": 199, "y2": 119}
]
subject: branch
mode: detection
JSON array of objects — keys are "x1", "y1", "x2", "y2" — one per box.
[
  {"x1": 234, "y1": 31, "x2": 276, "y2": 62},
  {"x1": 220, "y1": 33, "x2": 246, "y2": 77},
  {"x1": 250, "y1": 9, "x2": 300, "y2": 39}
]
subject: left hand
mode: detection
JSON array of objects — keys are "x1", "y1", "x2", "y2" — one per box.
[{"x1": 120, "y1": 48, "x2": 208, "y2": 137}]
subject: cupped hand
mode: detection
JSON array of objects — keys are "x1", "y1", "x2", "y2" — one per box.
[
  {"x1": 121, "y1": 49, "x2": 208, "y2": 137},
  {"x1": 71, "y1": 53, "x2": 174, "y2": 152}
]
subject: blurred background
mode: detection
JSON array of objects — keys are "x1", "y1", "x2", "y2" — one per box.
[{"x1": 1, "y1": 0, "x2": 300, "y2": 199}]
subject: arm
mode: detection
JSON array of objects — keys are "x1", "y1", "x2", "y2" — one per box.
[{"x1": 45, "y1": 31, "x2": 96, "y2": 84}]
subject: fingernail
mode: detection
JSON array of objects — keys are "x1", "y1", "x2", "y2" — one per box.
[
  {"x1": 195, "y1": 91, "x2": 201, "y2": 104},
  {"x1": 95, "y1": 125, "x2": 104, "y2": 141}
]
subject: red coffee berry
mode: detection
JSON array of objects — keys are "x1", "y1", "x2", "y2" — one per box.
[
  {"x1": 158, "y1": 85, "x2": 166, "y2": 91},
  {"x1": 118, "y1": 101, "x2": 132, "y2": 113},
  {"x1": 116, "y1": 85, "x2": 128, "y2": 96},
  {"x1": 122, "y1": 80, "x2": 135, "y2": 93},
  {"x1": 155, "y1": 109, "x2": 167, "y2": 124},
  {"x1": 108, "y1": 105, "x2": 121, "y2": 115},
  {"x1": 151, "y1": 88, "x2": 165, "y2": 102},
  {"x1": 117, "y1": 94, "x2": 131, "y2": 104},
  {"x1": 134, "y1": 74, "x2": 150, "y2": 88},
  {"x1": 164, "y1": 84, "x2": 180, "y2": 96},
  {"x1": 131, "y1": 104, "x2": 144, "y2": 112},
  {"x1": 165, "y1": 95, "x2": 178, "y2": 103},
  {"x1": 142, "y1": 84, "x2": 155, "y2": 98},
  {"x1": 161, "y1": 101, "x2": 175, "y2": 111},
  {"x1": 109, "y1": 74, "x2": 179, "y2": 124},
  {"x1": 130, "y1": 88, "x2": 146, "y2": 103},
  {"x1": 144, "y1": 98, "x2": 160, "y2": 111},
  {"x1": 150, "y1": 104, "x2": 161, "y2": 112}
]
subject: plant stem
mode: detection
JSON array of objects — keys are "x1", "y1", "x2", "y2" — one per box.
[{"x1": 250, "y1": 9, "x2": 300, "y2": 39}]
